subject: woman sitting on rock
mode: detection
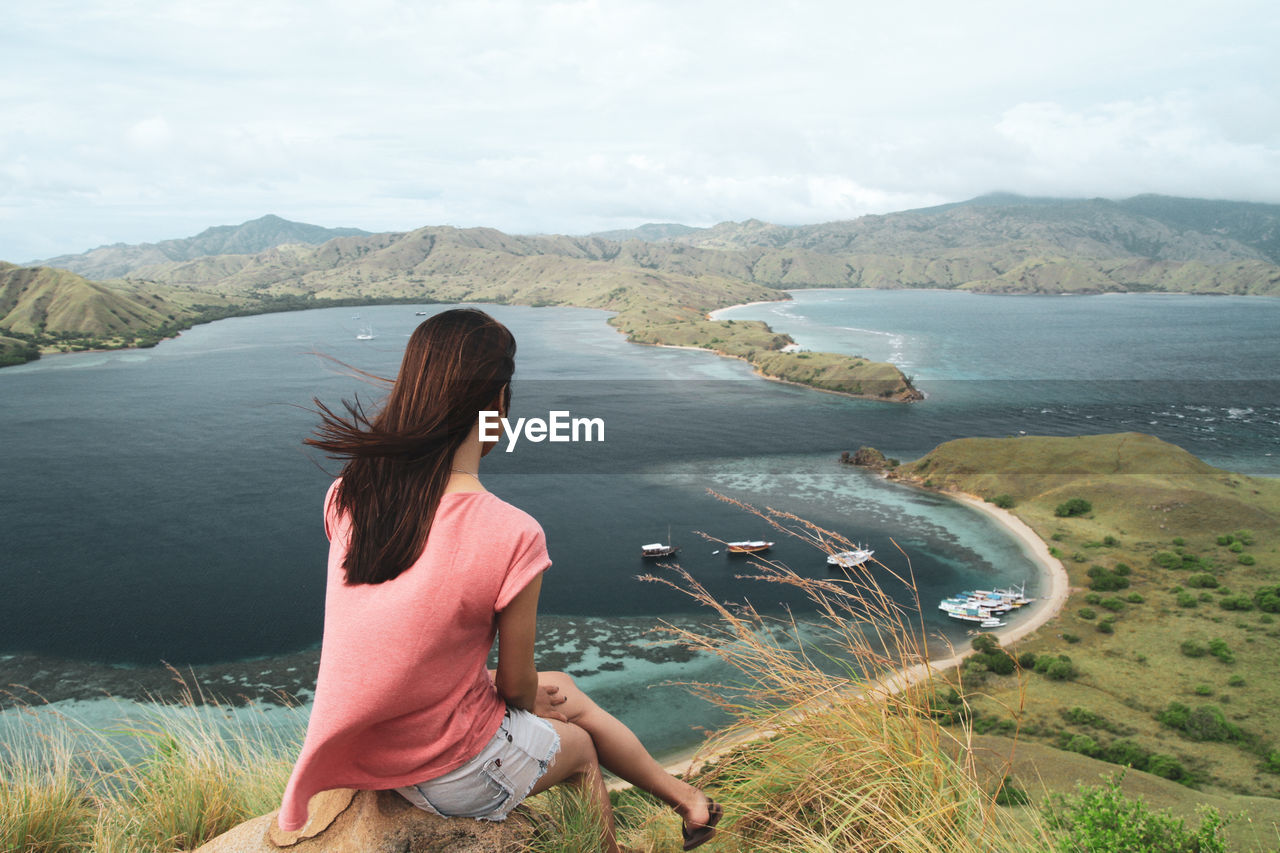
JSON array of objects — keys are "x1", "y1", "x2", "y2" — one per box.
[{"x1": 278, "y1": 308, "x2": 720, "y2": 852}]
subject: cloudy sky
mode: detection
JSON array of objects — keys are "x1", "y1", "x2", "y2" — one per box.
[{"x1": 3, "y1": 0, "x2": 1278, "y2": 261}]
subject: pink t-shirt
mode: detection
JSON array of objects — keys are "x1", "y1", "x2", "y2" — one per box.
[{"x1": 277, "y1": 483, "x2": 551, "y2": 831}]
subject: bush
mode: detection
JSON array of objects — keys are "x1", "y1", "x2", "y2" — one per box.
[
  {"x1": 1055, "y1": 498, "x2": 1093, "y2": 518},
  {"x1": 1102, "y1": 535, "x2": 1119, "y2": 547},
  {"x1": 1228, "y1": 541, "x2": 1244, "y2": 553},
  {"x1": 1216, "y1": 534, "x2": 1234, "y2": 546},
  {"x1": 1233, "y1": 529, "x2": 1255, "y2": 546},
  {"x1": 1017, "y1": 651, "x2": 1039, "y2": 669},
  {"x1": 1145, "y1": 754, "x2": 1188, "y2": 782},
  {"x1": 1099, "y1": 597, "x2": 1126, "y2": 612},
  {"x1": 1218, "y1": 595, "x2": 1254, "y2": 611},
  {"x1": 1047, "y1": 659, "x2": 1078, "y2": 681},
  {"x1": 1158, "y1": 703, "x2": 1241, "y2": 742},
  {"x1": 1113, "y1": 563, "x2": 1132, "y2": 576},
  {"x1": 1227, "y1": 674, "x2": 1245, "y2": 687},
  {"x1": 1180, "y1": 640, "x2": 1207, "y2": 658},
  {"x1": 1176, "y1": 591, "x2": 1197, "y2": 608},
  {"x1": 1063, "y1": 633, "x2": 1081, "y2": 644},
  {"x1": 1078, "y1": 608, "x2": 1097, "y2": 620},
  {"x1": 1194, "y1": 684, "x2": 1213, "y2": 696},
  {"x1": 971, "y1": 633, "x2": 1000, "y2": 654},
  {"x1": 1154, "y1": 551, "x2": 1181, "y2": 569},
  {"x1": 1254, "y1": 585, "x2": 1280, "y2": 613},
  {"x1": 1126, "y1": 593, "x2": 1144, "y2": 603},
  {"x1": 1063, "y1": 734, "x2": 1100, "y2": 756},
  {"x1": 1207, "y1": 638, "x2": 1234, "y2": 664},
  {"x1": 1042, "y1": 774, "x2": 1227, "y2": 853},
  {"x1": 994, "y1": 775, "x2": 1030, "y2": 806},
  {"x1": 1186, "y1": 573, "x2": 1219, "y2": 588},
  {"x1": 1096, "y1": 619, "x2": 1115, "y2": 634},
  {"x1": 1085, "y1": 592, "x2": 1102, "y2": 604},
  {"x1": 990, "y1": 494, "x2": 1015, "y2": 509},
  {"x1": 1238, "y1": 554, "x2": 1256, "y2": 566}
]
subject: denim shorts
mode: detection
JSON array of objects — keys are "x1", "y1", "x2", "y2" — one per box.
[{"x1": 395, "y1": 708, "x2": 561, "y2": 821}]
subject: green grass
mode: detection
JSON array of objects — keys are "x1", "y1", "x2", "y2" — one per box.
[{"x1": 891, "y1": 433, "x2": 1280, "y2": 803}]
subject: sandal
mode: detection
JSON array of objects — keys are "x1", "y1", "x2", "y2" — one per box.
[{"x1": 681, "y1": 799, "x2": 723, "y2": 851}]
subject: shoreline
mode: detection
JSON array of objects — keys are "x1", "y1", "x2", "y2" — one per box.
[{"x1": 643, "y1": 481, "x2": 1070, "y2": 783}]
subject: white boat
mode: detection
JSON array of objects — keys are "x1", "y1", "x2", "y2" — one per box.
[
  {"x1": 356, "y1": 324, "x2": 375, "y2": 340},
  {"x1": 727, "y1": 540, "x2": 774, "y2": 554},
  {"x1": 642, "y1": 526, "x2": 679, "y2": 558},
  {"x1": 827, "y1": 546, "x2": 874, "y2": 569}
]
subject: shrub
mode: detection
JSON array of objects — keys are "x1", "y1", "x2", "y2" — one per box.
[
  {"x1": 1096, "y1": 619, "x2": 1115, "y2": 634},
  {"x1": 1254, "y1": 586, "x2": 1280, "y2": 613},
  {"x1": 1207, "y1": 638, "x2": 1234, "y2": 664},
  {"x1": 1063, "y1": 734, "x2": 1100, "y2": 756},
  {"x1": 971, "y1": 633, "x2": 1000, "y2": 654},
  {"x1": 1218, "y1": 595, "x2": 1254, "y2": 611},
  {"x1": 990, "y1": 494, "x2": 1015, "y2": 509},
  {"x1": 1017, "y1": 651, "x2": 1038, "y2": 669},
  {"x1": 1063, "y1": 633, "x2": 1081, "y2": 644},
  {"x1": 1176, "y1": 592, "x2": 1196, "y2": 608},
  {"x1": 1153, "y1": 552, "x2": 1181, "y2": 569},
  {"x1": 1085, "y1": 592, "x2": 1101, "y2": 604},
  {"x1": 1238, "y1": 554, "x2": 1256, "y2": 566},
  {"x1": 994, "y1": 775, "x2": 1031, "y2": 806},
  {"x1": 1180, "y1": 640, "x2": 1207, "y2": 657},
  {"x1": 1113, "y1": 563, "x2": 1132, "y2": 576},
  {"x1": 1047, "y1": 659, "x2": 1077, "y2": 681},
  {"x1": 1227, "y1": 674, "x2": 1245, "y2": 687},
  {"x1": 1186, "y1": 573, "x2": 1219, "y2": 588},
  {"x1": 1099, "y1": 597, "x2": 1126, "y2": 612},
  {"x1": 1126, "y1": 593, "x2": 1144, "y2": 603},
  {"x1": 1145, "y1": 754, "x2": 1188, "y2": 782},
  {"x1": 1216, "y1": 534, "x2": 1234, "y2": 546},
  {"x1": 1042, "y1": 774, "x2": 1227, "y2": 853},
  {"x1": 1101, "y1": 739, "x2": 1149, "y2": 768},
  {"x1": 1194, "y1": 684, "x2": 1213, "y2": 696},
  {"x1": 1228, "y1": 542, "x2": 1244, "y2": 553},
  {"x1": 1172, "y1": 537, "x2": 1186, "y2": 546},
  {"x1": 1234, "y1": 529, "x2": 1255, "y2": 546},
  {"x1": 1078, "y1": 608, "x2": 1097, "y2": 620},
  {"x1": 1055, "y1": 498, "x2": 1093, "y2": 518},
  {"x1": 1264, "y1": 751, "x2": 1280, "y2": 775}
]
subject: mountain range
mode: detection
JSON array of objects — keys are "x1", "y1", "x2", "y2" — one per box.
[{"x1": 3, "y1": 194, "x2": 1278, "y2": 370}]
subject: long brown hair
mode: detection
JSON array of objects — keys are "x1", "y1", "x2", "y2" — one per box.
[{"x1": 306, "y1": 308, "x2": 516, "y2": 584}]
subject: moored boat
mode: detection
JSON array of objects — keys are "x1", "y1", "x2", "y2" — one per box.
[
  {"x1": 827, "y1": 546, "x2": 874, "y2": 568},
  {"x1": 727, "y1": 540, "x2": 774, "y2": 554}
]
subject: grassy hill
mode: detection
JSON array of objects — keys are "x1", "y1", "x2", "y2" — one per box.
[
  {"x1": 886, "y1": 433, "x2": 1280, "y2": 804},
  {"x1": 31, "y1": 214, "x2": 371, "y2": 280}
]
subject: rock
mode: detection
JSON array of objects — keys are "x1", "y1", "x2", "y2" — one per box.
[
  {"x1": 842, "y1": 446, "x2": 888, "y2": 469},
  {"x1": 190, "y1": 789, "x2": 534, "y2": 853}
]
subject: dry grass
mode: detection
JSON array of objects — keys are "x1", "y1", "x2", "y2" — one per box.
[
  {"x1": 607, "y1": 493, "x2": 1047, "y2": 853},
  {"x1": 0, "y1": 678, "x2": 304, "y2": 853}
]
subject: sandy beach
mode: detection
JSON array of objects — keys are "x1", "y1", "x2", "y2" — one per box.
[
  {"x1": 636, "y1": 486, "x2": 1071, "y2": 786},
  {"x1": 706, "y1": 299, "x2": 786, "y2": 321}
]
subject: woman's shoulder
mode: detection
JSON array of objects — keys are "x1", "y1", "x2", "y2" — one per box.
[{"x1": 442, "y1": 490, "x2": 544, "y2": 534}]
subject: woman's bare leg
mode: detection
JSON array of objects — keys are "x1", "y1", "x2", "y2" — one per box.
[
  {"x1": 529, "y1": 717, "x2": 619, "y2": 853},
  {"x1": 537, "y1": 670, "x2": 712, "y2": 831}
]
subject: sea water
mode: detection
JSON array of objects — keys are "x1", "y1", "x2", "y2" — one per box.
[{"x1": 1, "y1": 292, "x2": 1276, "y2": 756}]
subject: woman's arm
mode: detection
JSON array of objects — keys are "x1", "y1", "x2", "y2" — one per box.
[{"x1": 494, "y1": 574, "x2": 544, "y2": 713}]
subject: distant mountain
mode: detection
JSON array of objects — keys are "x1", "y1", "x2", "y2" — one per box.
[
  {"x1": 31, "y1": 215, "x2": 372, "y2": 280},
  {"x1": 586, "y1": 223, "x2": 700, "y2": 242}
]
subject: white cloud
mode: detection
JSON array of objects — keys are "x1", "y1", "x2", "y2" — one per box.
[{"x1": 1, "y1": 0, "x2": 1278, "y2": 259}]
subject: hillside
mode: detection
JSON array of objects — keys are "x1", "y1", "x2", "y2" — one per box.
[
  {"x1": 665, "y1": 194, "x2": 1280, "y2": 294},
  {"x1": 32, "y1": 214, "x2": 371, "y2": 280},
  {"x1": 884, "y1": 433, "x2": 1280, "y2": 800}
]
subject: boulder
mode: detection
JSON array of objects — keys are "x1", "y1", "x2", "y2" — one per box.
[{"x1": 191, "y1": 788, "x2": 534, "y2": 853}]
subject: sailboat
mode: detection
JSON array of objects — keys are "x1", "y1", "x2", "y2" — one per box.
[
  {"x1": 641, "y1": 525, "x2": 679, "y2": 558},
  {"x1": 355, "y1": 324, "x2": 375, "y2": 340}
]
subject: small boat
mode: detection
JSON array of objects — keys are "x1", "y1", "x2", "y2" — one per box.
[
  {"x1": 356, "y1": 324, "x2": 375, "y2": 340},
  {"x1": 416, "y1": 311, "x2": 429, "y2": 316},
  {"x1": 827, "y1": 546, "x2": 874, "y2": 569},
  {"x1": 642, "y1": 526, "x2": 679, "y2": 558},
  {"x1": 727, "y1": 540, "x2": 774, "y2": 554}
]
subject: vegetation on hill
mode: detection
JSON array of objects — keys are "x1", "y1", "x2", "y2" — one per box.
[
  {"x1": 888, "y1": 433, "x2": 1280, "y2": 806},
  {"x1": 30, "y1": 214, "x2": 371, "y2": 280}
]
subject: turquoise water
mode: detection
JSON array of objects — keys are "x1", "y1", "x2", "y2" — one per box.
[{"x1": 2, "y1": 291, "x2": 1276, "y2": 756}]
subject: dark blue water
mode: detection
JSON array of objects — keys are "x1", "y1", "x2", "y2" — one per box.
[
  {"x1": 2, "y1": 293, "x2": 1277, "y2": 666},
  {"x1": 3, "y1": 293, "x2": 1276, "y2": 756}
]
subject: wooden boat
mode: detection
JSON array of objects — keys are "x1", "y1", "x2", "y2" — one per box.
[
  {"x1": 727, "y1": 540, "x2": 774, "y2": 554},
  {"x1": 642, "y1": 526, "x2": 679, "y2": 558}
]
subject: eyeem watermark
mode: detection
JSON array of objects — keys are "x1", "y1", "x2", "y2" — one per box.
[{"x1": 479, "y1": 410, "x2": 605, "y2": 452}]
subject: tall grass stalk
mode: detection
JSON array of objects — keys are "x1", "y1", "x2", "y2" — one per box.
[
  {"x1": 1, "y1": 678, "x2": 305, "y2": 853},
  {"x1": 634, "y1": 494, "x2": 1043, "y2": 852}
]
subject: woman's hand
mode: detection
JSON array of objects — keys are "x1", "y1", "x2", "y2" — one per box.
[{"x1": 534, "y1": 683, "x2": 569, "y2": 722}]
